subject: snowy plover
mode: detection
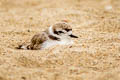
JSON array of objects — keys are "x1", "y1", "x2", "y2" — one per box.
[{"x1": 17, "y1": 22, "x2": 78, "y2": 50}]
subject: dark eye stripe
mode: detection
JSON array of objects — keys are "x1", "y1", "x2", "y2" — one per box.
[
  {"x1": 65, "y1": 29, "x2": 72, "y2": 32},
  {"x1": 54, "y1": 31, "x2": 64, "y2": 35},
  {"x1": 58, "y1": 31, "x2": 64, "y2": 33}
]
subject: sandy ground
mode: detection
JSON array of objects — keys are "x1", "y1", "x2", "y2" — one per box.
[{"x1": 0, "y1": 0, "x2": 120, "y2": 80}]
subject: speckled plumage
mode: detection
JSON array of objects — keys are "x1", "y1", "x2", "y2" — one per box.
[{"x1": 17, "y1": 22, "x2": 78, "y2": 50}]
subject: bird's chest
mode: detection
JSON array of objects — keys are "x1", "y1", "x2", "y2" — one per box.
[{"x1": 41, "y1": 39, "x2": 73, "y2": 49}]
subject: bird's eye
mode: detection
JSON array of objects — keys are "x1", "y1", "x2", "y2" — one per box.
[
  {"x1": 58, "y1": 31, "x2": 64, "y2": 33},
  {"x1": 65, "y1": 29, "x2": 72, "y2": 32}
]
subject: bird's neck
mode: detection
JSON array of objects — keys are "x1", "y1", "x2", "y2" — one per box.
[{"x1": 44, "y1": 29, "x2": 60, "y2": 41}]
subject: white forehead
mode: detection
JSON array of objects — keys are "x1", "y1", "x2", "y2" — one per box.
[{"x1": 68, "y1": 31, "x2": 72, "y2": 35}]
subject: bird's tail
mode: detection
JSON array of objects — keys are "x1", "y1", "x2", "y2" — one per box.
[{"x1": 16, "y1": 43, "x2": 31, "y2": 50}]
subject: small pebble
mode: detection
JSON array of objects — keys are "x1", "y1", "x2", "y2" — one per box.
[{"x1": 27, "y1": 29, "x2": 30, "y2": 32}]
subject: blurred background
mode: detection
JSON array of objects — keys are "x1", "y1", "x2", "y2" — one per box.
[{"x1": 0, "y1": 0, "x2": 120, "y2": 80}]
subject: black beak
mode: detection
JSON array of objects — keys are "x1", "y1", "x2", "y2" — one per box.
[{"x1": 69, "y1": 34, "x2": 78, "y2": 38}]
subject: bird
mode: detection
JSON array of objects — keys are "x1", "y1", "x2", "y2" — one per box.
[{"x1": 17, "y1": 22, "x2": 78, "y2": 50}]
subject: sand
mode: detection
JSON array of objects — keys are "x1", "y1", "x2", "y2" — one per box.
[{"x1": 0, "y1": 0, "x2": 120, "y2": 80}]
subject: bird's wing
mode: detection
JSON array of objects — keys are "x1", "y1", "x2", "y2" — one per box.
[{"x1": 29, "y1": 33, "x2": 47, "y2": 50}]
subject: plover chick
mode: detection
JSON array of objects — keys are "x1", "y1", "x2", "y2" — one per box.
[{"x1": 17, "y1": 22, "x2": 78, "y2": 50}]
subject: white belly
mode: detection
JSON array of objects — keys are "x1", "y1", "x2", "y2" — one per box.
[{"x1": 41, "y1": 39, "x2": 73, "y2": 49}]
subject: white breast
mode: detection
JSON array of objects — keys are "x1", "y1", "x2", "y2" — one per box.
[{"x1": 41, "y1": 39, "x2": 73, "y2": 49}]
